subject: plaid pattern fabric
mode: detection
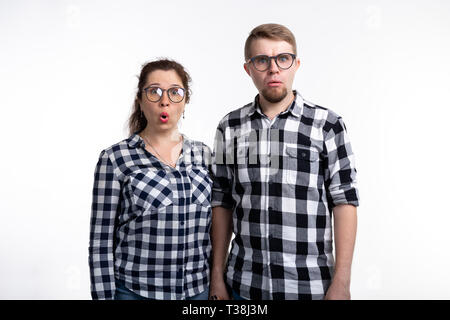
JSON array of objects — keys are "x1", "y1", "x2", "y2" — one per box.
[
  {"x1": 89, "y1": 133, "x2": 212, "y2": 300},
  {"x1": 211, "y1": 91, "x2": 359, "y2": 300}
]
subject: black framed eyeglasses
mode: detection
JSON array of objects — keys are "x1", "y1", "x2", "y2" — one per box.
[
  {"x1": 143, "y1": 86, "x2": 186, "y2": 103},
  {"x1": 247, "y1": 53, "x2": 296, "y2": 72}
]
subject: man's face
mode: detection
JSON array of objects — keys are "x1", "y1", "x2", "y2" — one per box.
[{"x1": 244, "y1": 38, "x2": 300, "y2": 103}]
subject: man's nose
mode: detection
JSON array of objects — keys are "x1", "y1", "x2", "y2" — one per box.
[{"x1": 268, "y1": 57, "x2": 280, "y2": 73}]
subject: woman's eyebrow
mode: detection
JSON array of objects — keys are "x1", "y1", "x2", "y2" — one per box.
[{"x1": 147, "y1": 83, "x2": 182, "y2": 87}]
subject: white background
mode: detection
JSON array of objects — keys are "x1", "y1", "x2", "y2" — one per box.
[{"x1": 1, "y1": 0, "x2": 449, "y2": 299}]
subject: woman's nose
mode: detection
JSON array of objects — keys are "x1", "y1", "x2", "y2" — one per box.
[{"x1": 160, "y1": 91, "x2": 170, "y2": 106}]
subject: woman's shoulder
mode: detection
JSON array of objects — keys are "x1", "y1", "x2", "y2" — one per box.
[
  {"x1": 182, "y1": 135, "x2": 212, "y2": 167},
  {"x1": 98, "y1": 134, "x2": 143, "y2": 160},
  {"x1": 183, "y1": 135, "x2": 211, "y2": 153}
]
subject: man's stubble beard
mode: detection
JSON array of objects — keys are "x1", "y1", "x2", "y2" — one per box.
[{"x1": 261, "y1": 87, "x2": 288, "y2": 103}]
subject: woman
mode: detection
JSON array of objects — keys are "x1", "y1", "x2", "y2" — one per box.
[{"x1": 89, "y1": 59, "x2": 212, "y2": 300}]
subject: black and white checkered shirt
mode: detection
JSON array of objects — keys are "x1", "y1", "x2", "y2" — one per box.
[
  {"x1": 211, "y1": 91, "x2": 360, "y2": 300},
  {"x1": 89, "y1": 133, "x2": 212, "y2": 300}
]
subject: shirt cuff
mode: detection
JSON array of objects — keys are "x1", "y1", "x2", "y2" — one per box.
[
  {"x1": 211, "y1": 189, "x2": 234, "y2": 209},
  {"x1": 328, "y1": 184, "x2": 360, "y2": 208}
]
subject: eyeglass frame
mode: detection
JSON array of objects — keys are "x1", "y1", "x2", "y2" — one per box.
[
  {"x1": 143, "y1": 86, "x2": 186, "y2": 103},
  {"x1": 246, "y1": 53, "x2": 297, "y2": 72}
]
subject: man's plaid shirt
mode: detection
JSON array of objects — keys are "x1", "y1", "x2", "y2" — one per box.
[{"x1": 211, "y1": 91, "x2": 360, "y2": 300}]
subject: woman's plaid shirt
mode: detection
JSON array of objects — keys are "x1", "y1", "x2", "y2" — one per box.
[
  {"x1": 211, "y1": 91, "x2": 360, "y2": 300},
  {"x1": 89, "y1": 134, "x2": 212, "y2": 300}
]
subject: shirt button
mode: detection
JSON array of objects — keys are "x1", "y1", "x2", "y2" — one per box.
[{"x1": 181, "y1": 221, "x2": 185, "y2": 226}]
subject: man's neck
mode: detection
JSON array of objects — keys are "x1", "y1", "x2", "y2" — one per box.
[{"x1": 258, "y1": 91, "x2": 295, "y2": 121}]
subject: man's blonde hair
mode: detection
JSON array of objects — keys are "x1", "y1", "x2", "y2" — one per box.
[{"x1": 244, "y1": 23, "x2": 297, "y2": 61}]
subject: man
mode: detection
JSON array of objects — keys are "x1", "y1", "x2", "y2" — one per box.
[{"x1": 209, "y1": 23, "x2": 360, "y2": 300}]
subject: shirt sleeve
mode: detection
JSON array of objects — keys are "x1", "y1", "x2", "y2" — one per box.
[
  {"x1": 323, "y1": 117, "x2": 360, "y2": 209},
  {"x1": 211, "y1": 123, "x2": 235, "y2": 209},
  {"x1": 88, "y1": 150, "x2": 120, "y2": 300}
]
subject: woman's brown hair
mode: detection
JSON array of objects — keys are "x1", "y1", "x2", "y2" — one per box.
[{"x1": 128, "y1": 59, "x2": 192, "y2": 135}]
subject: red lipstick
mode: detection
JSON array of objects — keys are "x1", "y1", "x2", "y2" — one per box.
[{"x1": 160, "y1": 112, "x2": 169, "y2": 123}]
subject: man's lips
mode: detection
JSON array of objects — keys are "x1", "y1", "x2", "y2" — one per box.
[
  {"x1": 267, "y1": 80, "x2": 283, "y2": 87},
  {"x1": 159, "y1": 112, "x2": 169, "y2": 123}
]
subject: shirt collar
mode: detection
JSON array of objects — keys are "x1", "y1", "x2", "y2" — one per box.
[
  {"x1": 127, "y1": 132, "x2": 191, "y2": 152},
  {"x1": 248, "y1": 90, "x2": 304, "y2": 118},
  {"x1": 127, "y1": 132, "x2": 145, "y2": 148}
]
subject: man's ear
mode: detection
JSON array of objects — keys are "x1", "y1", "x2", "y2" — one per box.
[
  {"x1": 295, "y1": 58, "x2": 301, "y2": 71},
  {"x1": 243, "y1": 63, "x2": 251, "y2": 76}
]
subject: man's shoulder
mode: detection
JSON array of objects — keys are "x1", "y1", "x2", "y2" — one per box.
[
  {"x1": 301, "y1": 99, "x2": 349, "y2": 139},
  {"x1": 217, "y1": 101, "x2": 254, "y2": 129},
  {"x1": 302, "y1": 99, "x2": 342, "y2": 124}
]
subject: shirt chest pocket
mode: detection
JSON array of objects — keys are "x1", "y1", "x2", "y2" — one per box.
[
  {"x1": 285, "y1": 146, "x2": 320, "y2": 186},
  {"x1": 128, "y1": 169, "x2": 173, "y2": 211},
  {"x1": 187, "y1": 166, "x2": 212, "y2": 206}
]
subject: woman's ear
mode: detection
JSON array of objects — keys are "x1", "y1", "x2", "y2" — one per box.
[{"x1": 186, "y1": 89, "x2": 192, "y2": 104}]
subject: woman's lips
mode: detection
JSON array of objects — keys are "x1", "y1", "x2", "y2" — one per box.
[{"x1": 159, "y1": 112, "x2": 169, "y2": 123}]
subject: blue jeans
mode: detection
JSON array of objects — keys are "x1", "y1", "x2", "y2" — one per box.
[
  {"x1": 231, "y1": 289, "x2": 247, "y2": 300},
  {"x1": 114, "y1": 279, "x2": 209, "y2": 300}
]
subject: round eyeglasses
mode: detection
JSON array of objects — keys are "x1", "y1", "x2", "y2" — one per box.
[
  {"x1": 143, "y1": 86, "x2": 186, "y2": 103},
  {"x1": 247, "y1": 53, "x2": 296, "y2": 72}
]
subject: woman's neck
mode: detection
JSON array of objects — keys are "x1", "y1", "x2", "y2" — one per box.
[{"x1": 140, "y1": 127, "x2": 182, "y2": 146}]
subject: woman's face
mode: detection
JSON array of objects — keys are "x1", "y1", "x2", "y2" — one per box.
[{"x1": 140, "y1": 69, "x2": 186, "y2": 133}]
